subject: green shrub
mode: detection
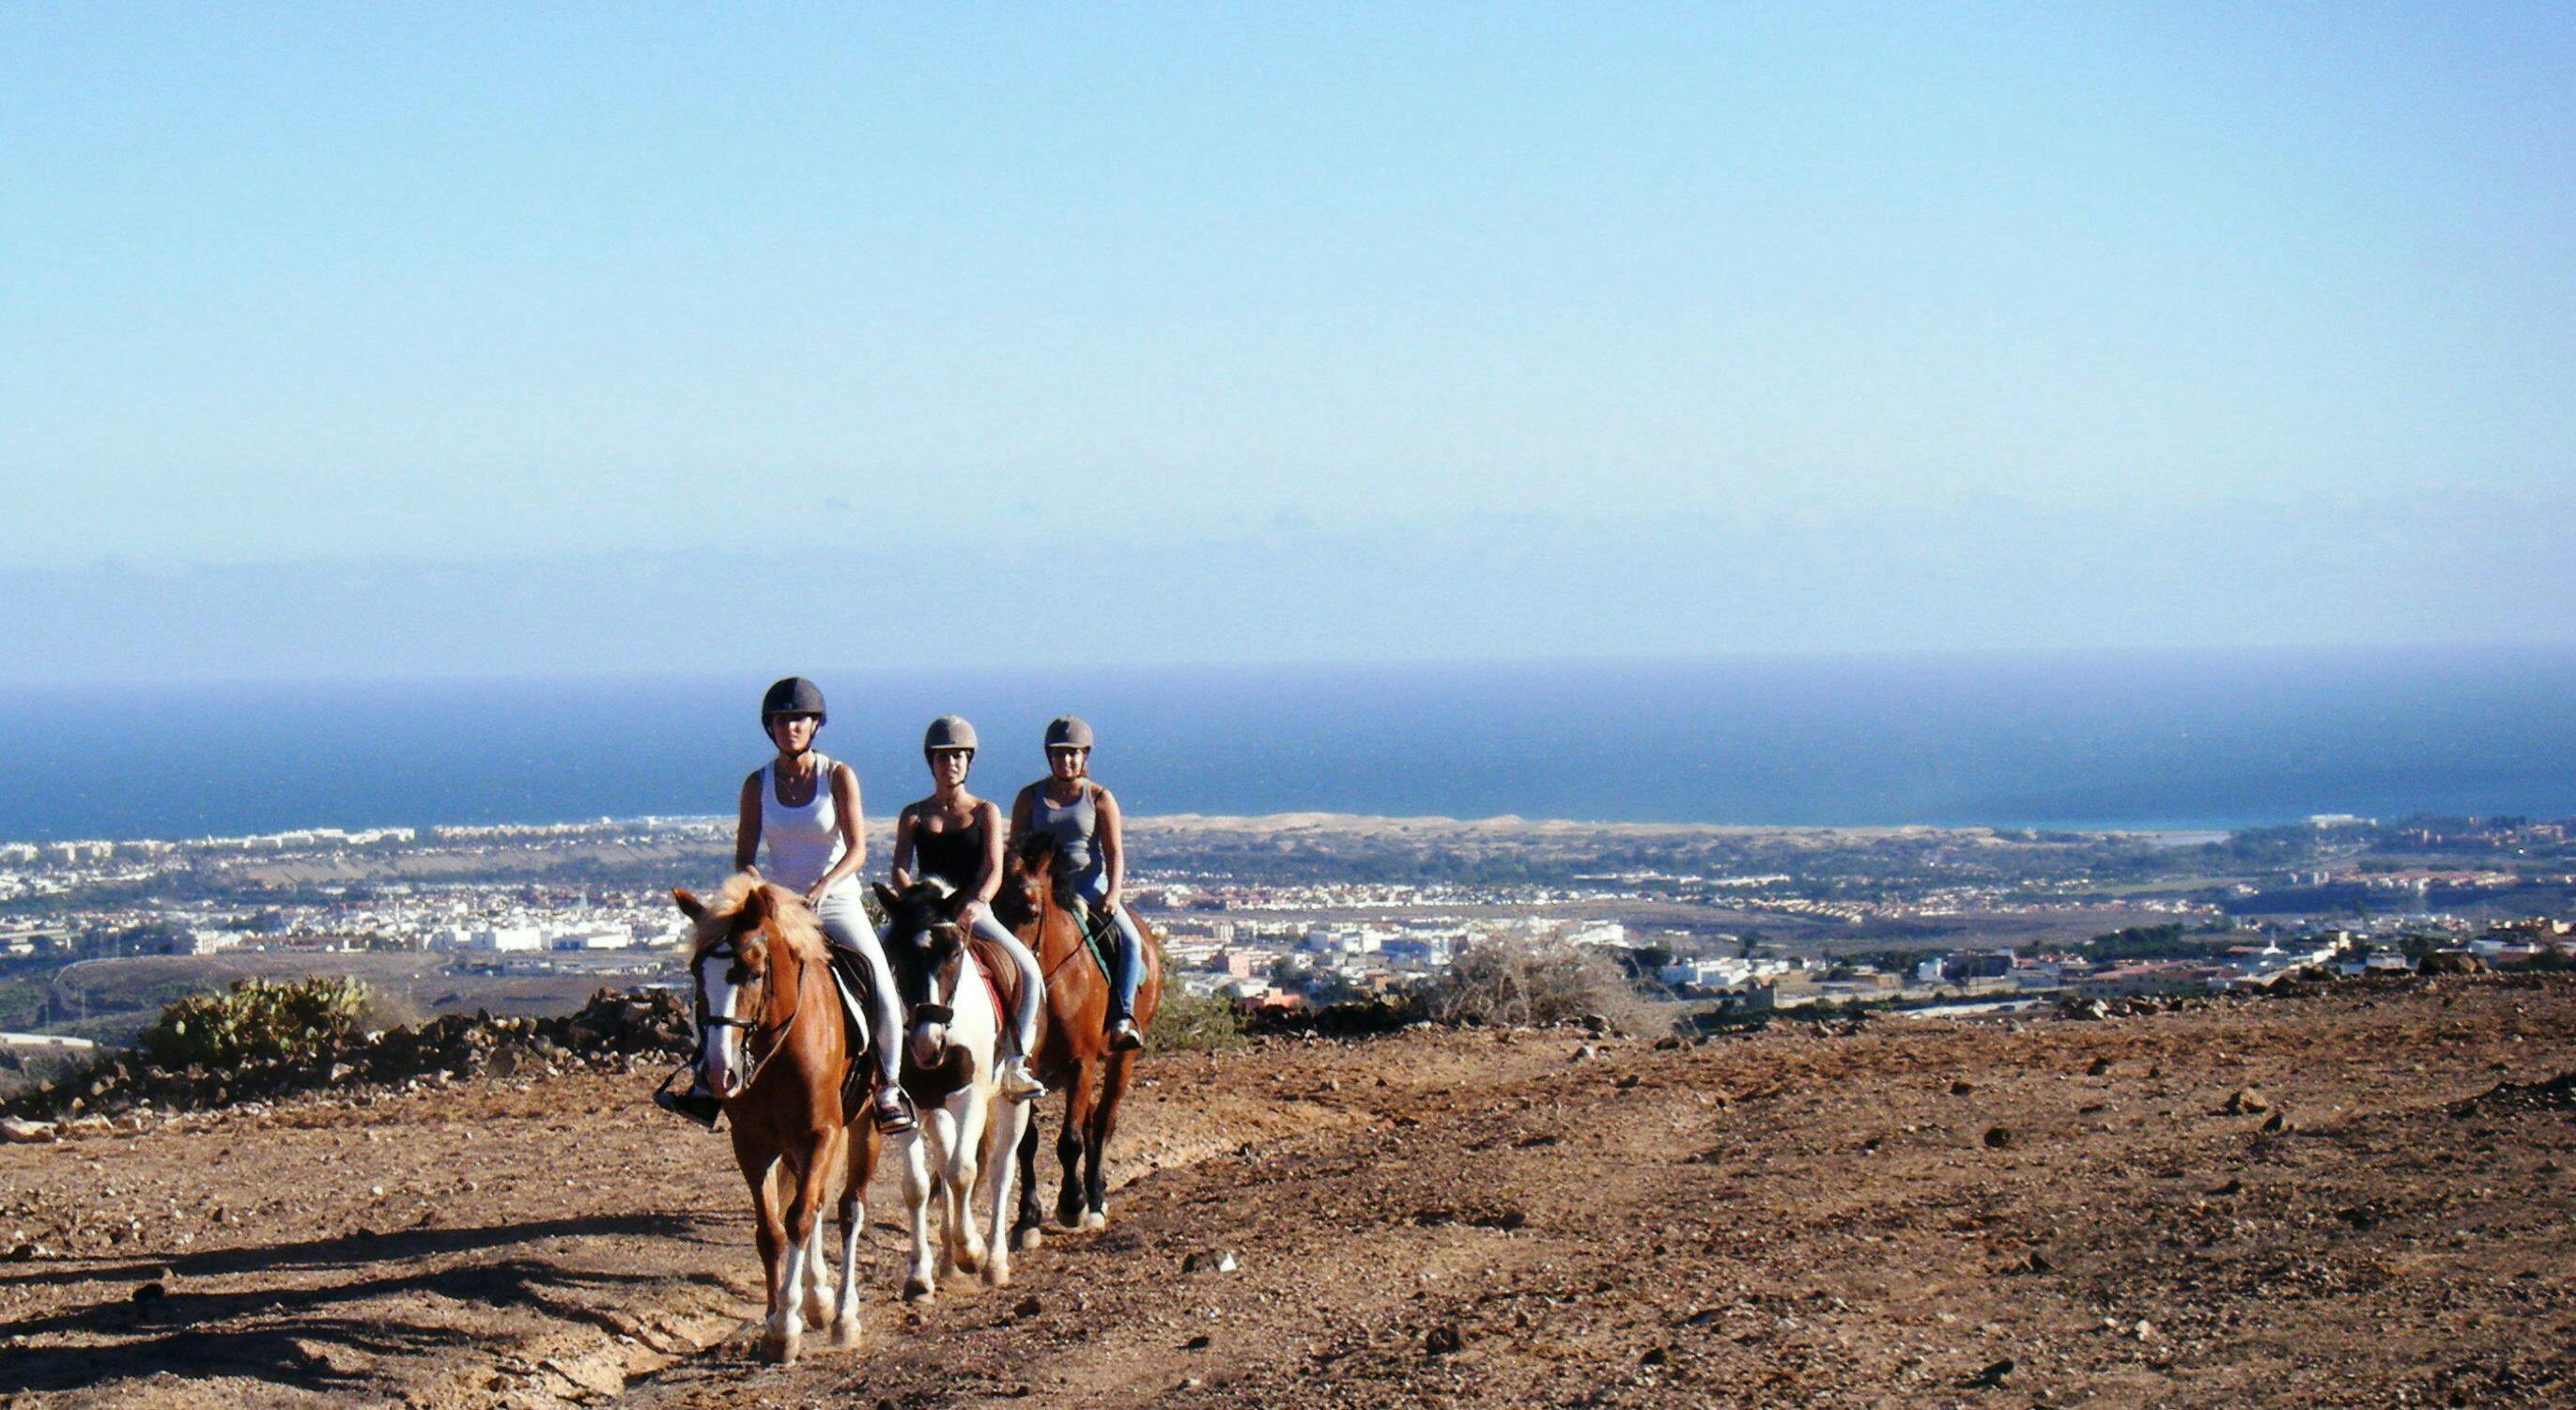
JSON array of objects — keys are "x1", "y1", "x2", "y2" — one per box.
[
  {"x1": 1147, "y1": 988, "x2": 1249, "y2": 1052},
  {"x1": 136, "y1": 976, "x2": 374, "y2": 1072}
]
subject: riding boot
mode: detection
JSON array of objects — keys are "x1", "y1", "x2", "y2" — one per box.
[
  {"x1": 1105, "y1": 1006, "x2": 1144, "y2": 1053},
  {"x1": 998, "y1": 1054, "x2": 1048, "y2": 1101},
  {"x1": 872, "y1": 1084, "x2": 919, "y2": 1134},
  {"x1": 654, "y1": 1070, "x2": 722, "y2": 1130}
]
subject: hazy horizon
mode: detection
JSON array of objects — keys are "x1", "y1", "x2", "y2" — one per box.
[
  {"x1": 6, "y1": 5, "x2": 2572, "y2": 681},
  {"x1": 8, "y1": 648, "x2": 2573, "y2": 842}
]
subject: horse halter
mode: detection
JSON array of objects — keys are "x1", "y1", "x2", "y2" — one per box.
[{"x1": 695, "y1": 934, "x2": 803, "y2": 1090}]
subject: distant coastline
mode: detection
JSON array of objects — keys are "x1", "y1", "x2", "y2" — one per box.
[
  {"x1": 5, "y1": 809, "x2": 2256, "y2": 859},
  {"x1": 4, "y1": 649, "x2": 2571, "y2": 841}
]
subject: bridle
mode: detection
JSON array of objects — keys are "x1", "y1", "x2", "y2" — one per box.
[{"x1": 694, "y1": 929, "x2": 806, "y2": 1094}]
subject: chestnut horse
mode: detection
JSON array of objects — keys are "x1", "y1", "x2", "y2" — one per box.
[
  {"x1": 872, "y1": 879, "x2": 1032, "y2": 1296},
  {"x1": 673, "y1": 875, "x2": 883, "y2": 1362},
  {"x1": 993, "y1": 833, "x2": 1163, "y2": 1244}
]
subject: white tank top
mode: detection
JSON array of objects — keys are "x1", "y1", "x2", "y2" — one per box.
[{"x1": 759, "y1": 753, "x2": 850, "y2": 895}]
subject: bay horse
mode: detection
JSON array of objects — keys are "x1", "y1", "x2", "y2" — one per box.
[
  {"x1": 673, "y1": 875, "x2": 882, "y2": 1362},
  {"x1": 872, "y1": 879, "x2": 1031, "y2": 1297},
  {"x1": 993, "y1": 832, "x2": 1163, "y2": 1244}
]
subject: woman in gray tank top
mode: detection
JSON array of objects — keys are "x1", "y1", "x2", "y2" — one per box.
[{"x1": 1010, "y1": 714, "x2": 1148, "y2": 1050}]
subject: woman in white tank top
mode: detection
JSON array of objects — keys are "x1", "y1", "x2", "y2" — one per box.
[{"x1": 658, "y1": 676, "x2": 916, "y2": 1133}]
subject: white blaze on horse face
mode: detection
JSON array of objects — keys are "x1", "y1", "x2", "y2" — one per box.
[{"x1": 699, "y1": 951, "x2": 749, "y2": 1097}]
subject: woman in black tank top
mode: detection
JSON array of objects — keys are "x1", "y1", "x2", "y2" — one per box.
[
  {"x1": 891, "y1": 715, "x2": 1049, "y2": 1101},
  {"x1": 909, "y1": 812, "x2": 987, "y2": 891}
]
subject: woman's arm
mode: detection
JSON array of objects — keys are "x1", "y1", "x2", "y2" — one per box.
[
  {"x1": 970, "y1": 799, "x2": 1006, "y2": 906},
  {"x1": 806, "y1": 762, "x2": 868, "y2": 904},
  {"x1": 888, "y1": 803, "x2": 918, "y2": 891},
  {"x1": 1008, "y1": 783, "x2": 1035, "y2": 852},
  {"x1": 734, "y1": 771, "x2": 763, "y2": 873},
  {"x1": 1095, "y1": 783, "x2": 1125, "y2": 906}
]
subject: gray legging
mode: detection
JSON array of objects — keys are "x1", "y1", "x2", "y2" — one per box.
[
  {"x1": 960, "y1": 907, "x2": 1046, "y2": 1060},
  {"x1": 813, "y1": 888, "x2": 904, "y2": 1088}
]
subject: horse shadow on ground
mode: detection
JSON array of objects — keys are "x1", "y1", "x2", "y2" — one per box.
[{"x1": 0, "y1": 1213, "x2": 736, "y2": 1397}]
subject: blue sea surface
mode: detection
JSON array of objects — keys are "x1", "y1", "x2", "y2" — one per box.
[{"x1": 3, "y1": 649, "x2": 2572, "y2": 842}]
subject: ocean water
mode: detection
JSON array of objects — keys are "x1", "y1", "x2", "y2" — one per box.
[{"x1": 4, "y1": 648, "x2": 2573, "y2": 842}]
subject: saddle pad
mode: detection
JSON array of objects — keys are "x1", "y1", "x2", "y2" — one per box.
[
  {"x1": 825, "y1": 953, "x2": 871, "y2": 1055},
  {"x1": 964, "y1": 938, "x2": 1014, "y2": 1032},
  {"x1": 825, "y1": 954, "x2": 873, "y2": 1115}
]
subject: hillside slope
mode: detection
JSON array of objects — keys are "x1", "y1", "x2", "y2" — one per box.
[{"x1": 3, "y1": 978, "x2": 2571, "y2": 1407}]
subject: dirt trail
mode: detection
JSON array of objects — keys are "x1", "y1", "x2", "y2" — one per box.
[{"x1": 5, "y1": 979, "x2": 2573, "y2": 1407}]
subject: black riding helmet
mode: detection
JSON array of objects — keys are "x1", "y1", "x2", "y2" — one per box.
[{"x1": 760, "y1": 676, "x2": 827, "y2": 729}]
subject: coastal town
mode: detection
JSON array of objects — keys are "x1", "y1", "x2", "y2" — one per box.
[{"x1": 5, "y1": 812, "x2": 2573, "y2": 1059}]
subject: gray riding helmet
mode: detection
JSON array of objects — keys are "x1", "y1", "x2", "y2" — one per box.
[
  {"x1": 924, "y1": 714, "x2": 979, "y2": 754},
  {"x1": 1044, "y1": 715, "x2": 1094, "y2": 751},
  {"x1": 760, "y1": 676, "x2": 827, "y2": 726}
]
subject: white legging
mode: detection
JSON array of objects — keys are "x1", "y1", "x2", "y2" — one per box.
[{"x1": 813, "y1": 889, "x2": 904, "y2": 1087}]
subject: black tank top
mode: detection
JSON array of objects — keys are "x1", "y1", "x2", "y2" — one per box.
[{"x1": 913, "y1": 812, "x2": 987, "y2": 891}]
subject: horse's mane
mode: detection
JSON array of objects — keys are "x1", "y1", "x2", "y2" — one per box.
[{"x1": 682, "y1": 873, "x2": 828, "y2": 963}]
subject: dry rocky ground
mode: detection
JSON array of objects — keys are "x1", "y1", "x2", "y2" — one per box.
[{"x1": 2, "y1": 976, "x2": 2570, "y2": 1408}]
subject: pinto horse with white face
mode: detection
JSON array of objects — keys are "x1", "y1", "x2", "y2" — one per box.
[
  {"x1": 872, "y1": 878, "x2": 1030, "y2": 1299},
  {"x1": 995, "y1": 832, "x2": 1163, "y2": 1244},
  {"x1": 672, "y1": 875, "x2": 882, "y2": 1362}
]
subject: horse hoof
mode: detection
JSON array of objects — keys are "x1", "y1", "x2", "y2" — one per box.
[
  {"x1": 829, "y1": 1315, "x2": 862, "y2": 1349},
  {"x1": 1014, "y1": 1227, "x2": 1045, "y2": 1253},
  {"x1": 984, "y1": 1259, "x2": 1012, "y2": 1289},
  {"x1": 1080, "y1": 1210, "x2": 1107, "y2": 1232},
  {"x1": 763, "y1": 1331, "x2": 801, "y2": 1365},
  {"x1": 902, "y1": 1278, "x2": 934, "y2": 1304}
]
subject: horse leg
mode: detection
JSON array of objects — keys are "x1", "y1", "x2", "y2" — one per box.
[
  {"x1": 764, "y1": 1148, "x2": 836, "y2": 1366},
  {"x1": 927, "y1": 1098, "x2": 970, "y2": 1283},
  {"x1": 1082, "y1": 1047, "x2": 1138, "y2": 1230},
  {"x1": 734, "y1": 1135, "x2": 789, "y2": 1346},
  {"x1": 980, "y1": 1086, "x2": 1027, "y2": 1286},
  {"x1": 799, "y1": 1129, "x2": 843, "y2": 1328},
  {"x1": 949, "y1": 1086, "x2": 991, "y2": 1277},
  {"x1": 756, "y1": 1154, "x2": 810, "y2": 1362},
  {"x1": 832, "y1": 1119, "x2": 878, "y2": 1347},
  {"x1": 897, "y1": 1126, "x2": 938, "y2": 1303},
  {"x1": 1012, "y1": 1102, "x2": 1047, "y2": 1252},
  {"x1": 1057, "y1": 1058, "x2": 1097, "y2": 1230}
]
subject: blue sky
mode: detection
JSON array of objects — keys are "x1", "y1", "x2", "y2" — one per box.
[{"x1": 3, "y1": 3, "x2": 2570, "y2": 678}]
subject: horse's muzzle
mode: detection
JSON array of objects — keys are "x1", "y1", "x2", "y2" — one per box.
[{"x1": 908, "y1": 1022, "x2": 949, "y2": 1069}]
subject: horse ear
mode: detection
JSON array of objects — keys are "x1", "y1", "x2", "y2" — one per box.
[
  {"x1": 672, "y1": 888, "x2": 706, "y2": 921},
  {"x1": 741, "y1": 864, "x2": 764, "y2": 883},
  {"x1": 737, "y1": 883, "x2": 772, "y2": 927},
  {"x1": 872, "y1": 881, "x2": 899, "y2": 912}
]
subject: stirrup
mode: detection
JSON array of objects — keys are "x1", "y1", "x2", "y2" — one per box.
[{"x1": 873, "y1": 1086, "x2": 919, "y2": 1135}]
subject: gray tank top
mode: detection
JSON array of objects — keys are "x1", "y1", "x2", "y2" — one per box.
[{"x1": 1029, "y1": 783, "x2": 1099, "y2": 878}]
